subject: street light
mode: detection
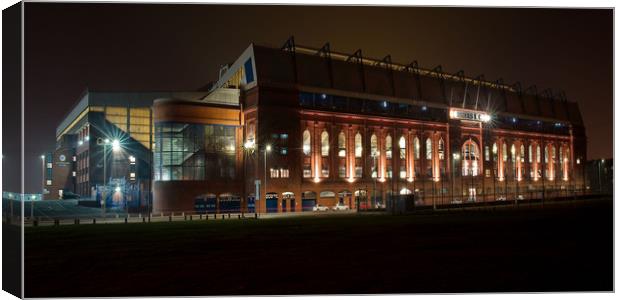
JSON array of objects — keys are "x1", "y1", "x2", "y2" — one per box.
[
  {"x1": 112, "y1": 139, "x2": 121, "y2": 152},
  {"x1": 452, "y1": 153, "x2": 460, "y2": 209},
  {"x1": 264, "y1": 144, "x2": 272, "y2": 215},
  {"x1": 36, "y1": 154, "x2": 45, "y2": 220}
]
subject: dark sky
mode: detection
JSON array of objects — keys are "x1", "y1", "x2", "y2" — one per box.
[{"x1": 18, "y1": 4, "x2": 612, "y2": 193}]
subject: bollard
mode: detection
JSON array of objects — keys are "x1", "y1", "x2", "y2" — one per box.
[
  {"x1": 124, "y1": 218, "x2": 128, "y2": 224},
  {"x1": 238, "y1": 214, "x2": 241, "y2": 219},
  {"x1": 184, "y1": 215, "x2": 187, "y2": 221},
  {"x1": 142, "y1": 217, "x2": 145, "y2": 223},
  {"x1": 228, "y1": 213, "x2": 231, "y2": 219},
  {"x1": 214, "y1": 214, "x2": 217, "y2": 219},
  {"x1": 190, "y1": 215, "x2": 193, "y2": 221},
  {"x1": 199, "y1": 214, "x2": 202, "y2": 220},
  {"x1": 255, "y1": 213, "x2": 258, "y2": 219},
  {"x1": 206, "y1": 215, "x2": 209, "y2": 220},
  {"x1": 93, "y1": 218, "x2": 96, "y2": 224},
  {"x1": 54, "y1": 219, "x2": 59, "y2": 226},
  {"x1": 148, "y1": 216, "x2": 151, "y2": 223},
  {"x1": 169, "y1": 215, "x2": 172, "y2": 222},
  {"x1": 33, "y1": 220, "x2": 38, "y2": 227}
]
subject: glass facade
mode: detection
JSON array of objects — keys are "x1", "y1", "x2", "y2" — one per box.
[{"x1": 154, "y1": 122, "x2": 238, "y2": 181}]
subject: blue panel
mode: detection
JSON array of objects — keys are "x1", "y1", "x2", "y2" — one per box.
[
  {"x1": 266, "y1": 199, "x2": 278, "y2": 213},
  {"x1": 219, "y1": 197, "x2": 241, "y2": 213},
  {"x1": 247, "y1": 197, "x2": 255, "y2": 213},
  {"x1": 301, "y1": 199, "x2": 316, "y2": 211},
  {"x1": 244, "y1": 58, "x2": 254, "y2": 83}
]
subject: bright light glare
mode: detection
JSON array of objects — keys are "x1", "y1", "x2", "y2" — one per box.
[
  {"x1": 40, "y1": 155, "x2": 45, "y2": 160},
  {"x1": 266, "y1": 145, "x2": 272, "y2": 152},
  {"x1": 244, "y1": 140, "x2": 255, "y2": 149},
  {"x1": 115, "y1": 186, "x2": 121, "y2": 193},
  {"x1": 112, "y1": 139, "x2": 121, "y2": 152},
  {"x1": 480, "y1": 114, "x2": 491, "y2": 122}
]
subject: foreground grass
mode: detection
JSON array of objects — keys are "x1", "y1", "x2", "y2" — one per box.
[{"x1": 25, "y1": 199, "x2": 612, "y2": 297}]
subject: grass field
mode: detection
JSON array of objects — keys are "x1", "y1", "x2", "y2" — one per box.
[{"x1": 24, "y1": 198, "x2": 612, "y2": 297}]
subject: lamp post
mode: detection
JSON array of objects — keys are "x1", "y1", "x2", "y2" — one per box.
[
  {"x1": 452, "y1": 153, "x2": 460, "y2": 208},
  {"x1": 598, "y1": 159, "x2": 604, "y2": 194},
  {"x1": 264, "y1": 144, "x2": 272, "y2": 215},
  {"x1": 372, "y1": 151, "x2": 379, "y2": 208},
  {"x1": 98, "y1": 138, "x2": 121, "y2": 221},
  {"x1": 36, "y1": 155, "x2": 45, "y2": 220}
]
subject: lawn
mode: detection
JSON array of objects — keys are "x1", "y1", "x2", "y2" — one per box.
[{"x1": 24, "y1": 198, "x2": 613, "y2": 297}]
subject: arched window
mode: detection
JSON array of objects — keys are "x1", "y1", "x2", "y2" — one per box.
[
  {"x1": 462, "y1": 140, "x2": 479, "y2": 176},
  {"x1": 528, "y1": 144, "x2": 533, "y2": 163},
  {"x1": 302, "y1": 129, "x2": 311, "y2": 156},
  {"x1": 338, "y1": 131, "x2": 346, "y2": 157},
  {"x1": 511, "y1": 144, "x2": 516, "y2": 163},
  {"x1": 413, "y1": 137, "x2": 420, "y2": 159},
  {"x1": 502, "y1": 143, "x2": 508, "y2": 162},
  {"x1": 399, "y1": 136, "x2": 406, "y2": 159},
  {"x1": 544, "y1": 146, "x2": 549, "y2": 163},
  {"x1": 354, "y1": 133, "x2": 362, "y2": 158},
  {"x1": 321, "y1": 131, "x2": 329, "y2": 157},
  {"x1": 438, "y1": 138, "x2": 445, "y2": 160},
  {"x1": 425, "y1": 138, "x2": 432, "y2": 160},
  {"x1": 536, "y1": 145, "x2": 541, "y2": 163},
  {"x1": 385, "y1": 135, "x2": 392, "y2": 159},
  {"x1": 492, "y1": 142, "x2": 498, "y2": 161},
  {"x1": 370, "y1": 134, "x2": 378, "y2": 157},
  {"x1": 551, "y1": 145, "x2": 556, "y2": 163}
]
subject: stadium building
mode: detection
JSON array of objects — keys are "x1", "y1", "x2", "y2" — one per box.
[
  {"x1": 47, "y1": 90, "x2": 210, "y2": 211},
  {"x1": 150, "y1": 38, "x2": 587, "y2": 213},
  {"x1": 49, "y1": 38, "x2": 587, "y2": 214}
]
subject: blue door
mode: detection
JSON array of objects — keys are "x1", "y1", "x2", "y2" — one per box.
[
  {"x1": 266, "y1": 199, "x2": 278, "y2": 213},
  {"x1": 302, "y1": 199, "x2": 316, "y2": 211}
]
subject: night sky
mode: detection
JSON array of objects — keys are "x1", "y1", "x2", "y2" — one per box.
[{"x1": 16, "y1": 4, "x2": 612, "y2": 193}]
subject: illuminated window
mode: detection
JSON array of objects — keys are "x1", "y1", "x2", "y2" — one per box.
[
  {"x1": 354, "y1": 133, "x2": 363, "y2": 158},
  {"x1": 270, "y1": 168, "x2": 279, "y2": 178},
  {"x1": 511, "y1": 144, "x2": 516, "y2": 163},
  {"x1": 370, "y1": 134, "x2": 378, "y2": 157},
  {"x1": 485, "y1": 146, "x2": 490, "y2": 161},
  {"x1": 462, "y1": 140, "x2": 479, "y2": 176},
  {"x1": 502, "y1": 143, "x2": 508, "y2": 162},
  {"x1": 520, "y1": 144, "x2": 525, "y2": 162},
  {"x1": 105, "y1": 106, "x2": 128, "y2": 132},
  {"x1": 413, "y1": 137, "x2": 420, "y2": 160},
  {"x1": 536, "y1": 145, "x2": 541, "y2": 163},
  {"x1": 492, "y1": 142, "x2": 498, "y2": 161},
  {"x1": 528, "y1": 144, "x2": 533, "y2": 163},
  {"x1": 438, "y1": 138, "x2": 445, "y2": 160},
  {"x1": 280, "y1": 168, "x2": 289, "y2": 178},
  {"x1": 302, "y1": 130, "x2": 311, "y2": 156},
  {"x1": 385, "y1": 135, "x2": 392, "y2": 159},
  {"x1": 46, "y1": 180, "x2": 52, "y2": 186},
  {"x1": 129, "y1": 107, "x2": 152, "y2": 149},
  {"x1": 399, "y1": 136, "x2": 406, "y2": 159},
  {"x1": 130, "y1": 172, "x2": 136, "y2": 179},
  {"x1": 320, "y1": 131, "x2": 329, "y2": 157},
  {"x1": 338, "y1": 131, "x2": 346, "y2": 157},
  {"x1": 425, "y1": 138, "x2": 432, "y2": 160}
]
